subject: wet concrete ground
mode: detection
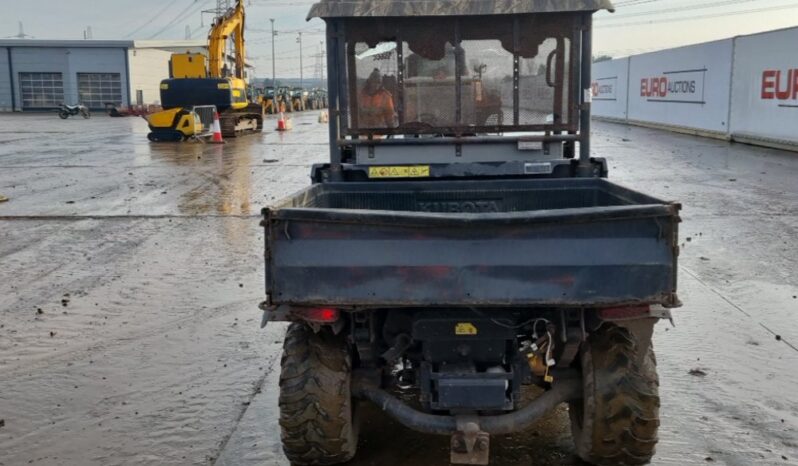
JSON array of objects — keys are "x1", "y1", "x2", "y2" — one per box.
[{"x1": 0, "y1": 112, "x2": 796, "y2": 466}]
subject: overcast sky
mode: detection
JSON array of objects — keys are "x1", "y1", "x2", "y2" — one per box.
[{"x1": 1, "y1": 0, "x2": 797, "y2": 78}]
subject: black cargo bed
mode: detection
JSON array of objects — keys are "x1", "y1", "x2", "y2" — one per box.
[{"x1": 263, "y1": 178, "x2": 680, "y2": 308}]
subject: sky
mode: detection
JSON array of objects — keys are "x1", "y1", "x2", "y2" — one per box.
[{"x1": 1, "y1": 0, "x2": 797, "y2": 78}]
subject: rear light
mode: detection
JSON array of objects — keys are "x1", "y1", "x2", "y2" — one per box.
[
  {"x1": 598, "y1": 305, "x2": 651, "y2": 321},
  {"x1": 292, "y1": 307, "x2": 340, "y2": 323}
]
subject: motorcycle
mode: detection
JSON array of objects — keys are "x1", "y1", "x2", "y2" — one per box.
[{"x1": 58, "y1": 103, "x2": 91, "y2": 119}]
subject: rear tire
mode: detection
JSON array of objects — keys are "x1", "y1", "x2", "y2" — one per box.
[
  {"x1": 279, "y1": 323, "x2": 358, "y2": 465},
  {"x1": 569, "y1": 323, "x2": 660, "y2": 465},
  {"x1": 58, "y1": 110, "x2": 69, "y2": 119}
]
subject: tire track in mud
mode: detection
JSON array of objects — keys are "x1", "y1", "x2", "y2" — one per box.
[
  {"x1": 211, "y1": 347, "x2": 281, "y2": 466},
  {"x1": 681, "y1": 266, "x2": 798, "y2": 353}
]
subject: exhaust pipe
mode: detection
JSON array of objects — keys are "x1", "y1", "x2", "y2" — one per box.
[{"x1": 352, "y1": 377, "x2": 581, "y2": 436}]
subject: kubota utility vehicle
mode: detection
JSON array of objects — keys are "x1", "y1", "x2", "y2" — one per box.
[{"x1": 260, "y1": 1, "x2": 680, "y2": 464}]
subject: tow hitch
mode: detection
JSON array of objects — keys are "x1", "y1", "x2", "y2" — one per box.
[
  {"x1": 352, "y1": 374, "x2": 582, "y2": 465},
  {"x1": 452, "y1": 416, "x2": 490, "y2": 465}
]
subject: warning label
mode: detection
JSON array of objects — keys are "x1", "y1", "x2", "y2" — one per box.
[{"x1": 368, "y1": 165, "x2": 430, "y2": 179}]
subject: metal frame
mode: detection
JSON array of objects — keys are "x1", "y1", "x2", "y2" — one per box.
[
  {"x1": 320, "y1": 12, "x2": 597, "y2": 177},
  {"x1": 579, "y1": 15, "x2": 592, "y2": 164},
  {"x1": 334, "y1": 14, "x2": 583, "y2": 138},
  {"x1": 6, "y1": 47, "x2": 15, "y2": 111}
]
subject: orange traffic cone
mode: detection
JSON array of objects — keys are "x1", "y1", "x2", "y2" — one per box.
[
  {"x1": 210, "y1": 111, "x2": 225, "y2": 144},
  {"x1": 277, "y1": 112, "x2": 290, "y2": 131}
]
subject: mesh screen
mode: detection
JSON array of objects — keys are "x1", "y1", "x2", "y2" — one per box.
[
  {"x1": 344, "y1": 14, "x2": 577, "y2": 135},
  {"x1": 517, "y1": 38, "x2": 571, "y2": 125}
]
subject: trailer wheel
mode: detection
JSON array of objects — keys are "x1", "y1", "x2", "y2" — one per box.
[
  {"x1": 279, "y1": 322, "x2": 358, "y2": 465},
  {"x1": 569, "y1": 323, "x2": 660, "y2": 465}
]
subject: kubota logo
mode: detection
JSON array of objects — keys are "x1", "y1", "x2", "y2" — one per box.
[{"x1": 761, "y1": 69, "x2": 798, "y2": 100}]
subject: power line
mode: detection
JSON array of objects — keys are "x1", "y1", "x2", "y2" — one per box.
[
  {"x1": 613, "y1": 0, "x2": 664, "y2": 7},
  {"x1": 595, "y1": 2, "x2": 798, "y2": 28},
  {"x1": 124, "y1": 0, "x2": 183, "y2": 38},
  {"x1": 598, "y1": 0, "x2": 760, "y2": 20},
  {"x1": 149, "y1": 0, "x2": 213, "y2": 39}
]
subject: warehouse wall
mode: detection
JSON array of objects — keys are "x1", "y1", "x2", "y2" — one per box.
[
  {"x1": 10, "y1": 47, "x2": 70, "y2": 108},
  {"x1": 730, "y1": 27, "x2": 798, "y2": 148},
  {"x1": 627, "y1": 39, "x2": 734, "y2": 135},
  {"x1": 0, "y1": 47, "x2": 11, "y2": 111},
  {"x1": 592, "y1": 57, "x2": 629, "y2": 121},
  {"x1": 7, "y1": 46, "x2": 129, "y2": 110},
  {"x1": 128, "y1": 48, "x2": 172, "y2": 106},
  {"x1": 592, "y1": 26, "x2": 798, "y2": 152}
]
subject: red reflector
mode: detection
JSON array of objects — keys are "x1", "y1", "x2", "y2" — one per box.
[
  {"x1": 598, "y1": 305, "x2": 650, "y2": 320},
  {"x1": 294, "y1": 307, "x2": 339, "y2": 323}
]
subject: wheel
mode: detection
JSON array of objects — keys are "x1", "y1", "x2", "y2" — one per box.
[
  {"x1": 58, "y1": 110, "x2": 69, "y2": 119},
  {"x1": 279, "y1": 323, "x2": 358, "y2": 465},
  {"x1": 568, "y1": 323, "x2": 660, "y2": 465},
  {"x1": 81, "y1": 109, "x2": 91, "y2": 119}
]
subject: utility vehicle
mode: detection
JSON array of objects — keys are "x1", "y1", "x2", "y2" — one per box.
[{"x1": 260, "y1": 1, "x2": 680, "y2": 464}]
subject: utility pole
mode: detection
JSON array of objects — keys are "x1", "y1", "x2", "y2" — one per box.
[
  {"x1": 269, "y1": 18, "x2": 277, "y2": 88},
  {"x1": 15, "y1": 22, "x2": 32, "y2": 40},
  {"x1": 297, "y1": 32, "x2": 303, "y2": 89}
]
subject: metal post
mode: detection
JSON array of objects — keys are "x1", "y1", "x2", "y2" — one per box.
[
  {"x1": 454, "y1": 20, "x2": 462, "y2": 126},
  {"x1": 579, "y1": 15, "x2": 593, "y2": 164},
  {"x1": 512, "y1": 17, "x2": 520, "y2": 126},
  {"x1": 7, "y1": 47, "x2": 16, "y2": 111},
  {"x1": 326, "y1": 21, "x2": 342, "y2": 179},
  {"x1": 298, "y1": 32, "x2": 303, "y2": 89},
  {"x1": 320, "y1": 41, "x2": 325, "y2": 82}
]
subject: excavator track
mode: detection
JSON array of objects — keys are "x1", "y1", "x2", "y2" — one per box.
[{"x1": 219, "y1": 107, "x2": 263, "y2": 138}]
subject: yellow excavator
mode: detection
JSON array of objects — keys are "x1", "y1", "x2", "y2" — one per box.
[{"x1": 146, "y1": 0, "x2": 263, "y2": 141}]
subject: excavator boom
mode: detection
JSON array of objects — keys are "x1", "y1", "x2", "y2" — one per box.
[{"x1": 208, "y1": 0, "x2": 246, "y2": 79}]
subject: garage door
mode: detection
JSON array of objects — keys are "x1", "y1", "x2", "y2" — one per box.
[
  {"x1": 19, "y1": 72, "x2": 64, "y2": 109},
  {"x1": 77, "y1": 72, "x2": 122, "y2": 109}
]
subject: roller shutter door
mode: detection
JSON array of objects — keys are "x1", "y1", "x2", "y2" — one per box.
[
  {"x1": 19, "y1": 72, "x2": 64, "y2": 109},
  {"x1": 77, "y1": 72, "x2": 122, "y2": 109}
]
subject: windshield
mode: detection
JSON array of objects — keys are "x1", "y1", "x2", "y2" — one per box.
[{"x1": 343, "y1": 14, "x2": 578, "y2": 136}]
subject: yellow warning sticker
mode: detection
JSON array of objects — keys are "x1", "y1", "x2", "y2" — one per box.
[
  {"x1": 368, "y1": 165, "x2": 430, "y2": 179},
  {"x1": 160, "y1": 83, "x2": 169, "y2": 90},
  {"x1": 217, "y1": 82, "x2": 231, "y2": 89},
  {"x1": 455, "y1": 323, "x2": 478, "y2": 336}
]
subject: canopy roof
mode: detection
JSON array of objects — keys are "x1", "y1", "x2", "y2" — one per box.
[{"x1": 308, "y1": 0, "x2": 614, "y2": 19}]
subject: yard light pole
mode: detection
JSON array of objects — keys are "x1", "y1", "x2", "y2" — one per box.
[
  {"x1": 297, "y1": 32, "x2": 303, "y2": 89},
  {"x1": 270, "y1": 18, "x2": 277, "y2": 109},
  {"x1": 270, "y1": 19, "x2": 277, "y2": 85}
]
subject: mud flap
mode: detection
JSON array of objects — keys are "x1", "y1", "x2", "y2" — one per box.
[
  {"x1": 613, "y1": 318, "x2": 657, "y2": 365},
  {"x1": 600, "y1": 306, "x2": 672, "y2": 364},
  {"x1": 451, "y1": 416, "x2": 490, "y2": 465}
]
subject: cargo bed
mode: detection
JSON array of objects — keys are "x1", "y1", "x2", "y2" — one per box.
[{"x1": 262, "y1": 178, "x2": 680, "y2": 308}]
